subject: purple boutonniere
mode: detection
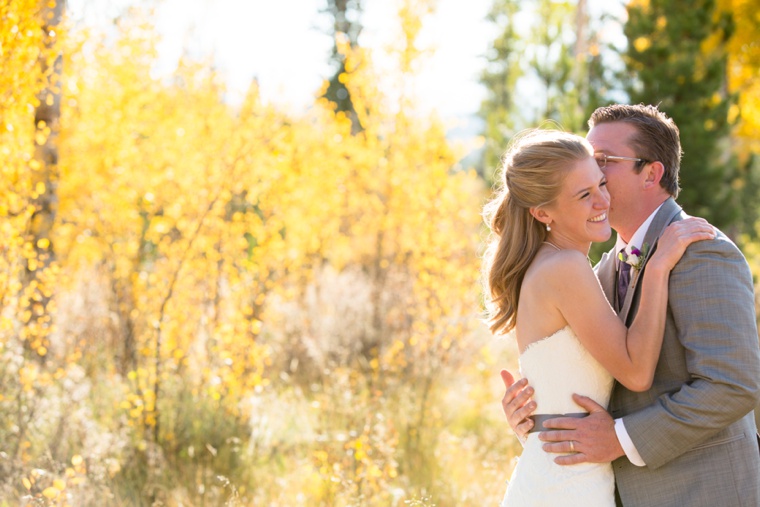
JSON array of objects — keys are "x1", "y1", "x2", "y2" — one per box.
[{"x1": 618, "y1": 243, "x2": 649, "y2": 272}]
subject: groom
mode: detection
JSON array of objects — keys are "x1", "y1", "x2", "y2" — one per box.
[{"x1": 500, "y1": 104, "x2": 760, "y2": 506}]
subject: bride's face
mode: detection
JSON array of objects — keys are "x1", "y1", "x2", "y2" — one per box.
[{"x1": 545, "y1": 156, "x2": 611, "y2": 246}]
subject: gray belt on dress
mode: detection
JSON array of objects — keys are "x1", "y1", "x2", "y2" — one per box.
[{"x1": 527, "y1": 412, "x2": 588, "y2": 433}]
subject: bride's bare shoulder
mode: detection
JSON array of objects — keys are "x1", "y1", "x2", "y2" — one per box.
[
  {"x1": 527, "y1": 249, "x2": 595, "y2": 291},
  {"x1": 519, "y1": 250, "x2": 589, "y2": 333},
  {"x1": 532, "y1": 249, "x2": 590, "y2": 274}
]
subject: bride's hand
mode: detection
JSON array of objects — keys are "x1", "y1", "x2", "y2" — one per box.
[
  {"x1": 500, "y1": 370, "x2": 536, "y2": 442},
  {"x1": 650, "y1": 217, "x2": 715, "y2": 271}
]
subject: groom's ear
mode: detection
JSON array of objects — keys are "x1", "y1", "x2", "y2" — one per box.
[{"x1": 642, "y1": 161, "x2": 665, "y2": 190}]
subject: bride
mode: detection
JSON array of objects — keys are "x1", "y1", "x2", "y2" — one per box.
[{"x1": 482, "y1": 130, "x2": 714, "y2": 506}]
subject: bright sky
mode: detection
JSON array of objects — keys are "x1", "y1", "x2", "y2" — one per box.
[
  {"x1": 68, "y1": 0, "x2": 625, "y2": 122},
  {"x1": 69, "y1": 0, "x2": 496, "y2": 119}
]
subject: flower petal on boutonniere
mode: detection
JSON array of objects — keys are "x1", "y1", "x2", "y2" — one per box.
[{"x1": 619, "y1": 243, "x2": 649, "y2": 272}]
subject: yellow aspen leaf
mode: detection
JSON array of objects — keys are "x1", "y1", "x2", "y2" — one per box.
[
  {"x1": 22, "y1": 477, "x2": 32, "y2": 490},
  {"x1": 633, "y1": 37, "x2": 652, "y2": 53},
  {"x1": 728, "y1": 104, "x2": 740, "y2": 124},
  {"x1": 42, "y1": 487, "x2": 60, "y2": 499},
  {"x1": 53, "y1": 479, "x2": 66, "y2": 490}
]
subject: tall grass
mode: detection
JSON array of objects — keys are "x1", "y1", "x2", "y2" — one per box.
[{"x1": 1, "y1": 264, "x2": 521, "y2": 506}]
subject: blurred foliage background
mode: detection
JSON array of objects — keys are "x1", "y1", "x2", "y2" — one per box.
[{"x1": 1, "y1": 0, "x2": 758, "y2": 505}]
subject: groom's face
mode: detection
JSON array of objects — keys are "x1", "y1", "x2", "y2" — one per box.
[{"x1": 586, "y1": 122, "x2": 645, "y2": 233}]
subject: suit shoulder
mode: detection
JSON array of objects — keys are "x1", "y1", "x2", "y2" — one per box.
[
  {"x1": 674, "y1": 230, "x2": 752, "y2": 285},
  {"x1": 670, "y1": 210, "x2": 744, "y2": 260},
  {"x1": 685, "y1": 228, "x2": 744, "y2": 260}
]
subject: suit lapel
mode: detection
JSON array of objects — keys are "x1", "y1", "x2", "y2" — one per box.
[
  {"x1": 596, "y1": 249, "x2": 617, "y2": 310},
  {"x1": 620, "y1": 198, "x2": 683, "y2": 321}
]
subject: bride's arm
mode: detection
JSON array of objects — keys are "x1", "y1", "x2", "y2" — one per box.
[{"x1": 547, "y1": 218, "x2": 714, "y2": 391}]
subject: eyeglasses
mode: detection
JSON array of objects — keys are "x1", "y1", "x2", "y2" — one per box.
[{"x1": 594, "y1": 153, "x2": 648, "y2": 169}]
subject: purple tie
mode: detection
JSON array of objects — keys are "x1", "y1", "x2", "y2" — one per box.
[{"x1": 618, "y1": 251, "x2": 631, "y2": 310}]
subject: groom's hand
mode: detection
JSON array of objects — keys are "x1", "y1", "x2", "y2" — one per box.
[
  {"x1": 538, "y1": 394, "x2": 625, "y2": 465},
  {"x1": 500, "y1": 369, "x2": 536, "y2": 440}
]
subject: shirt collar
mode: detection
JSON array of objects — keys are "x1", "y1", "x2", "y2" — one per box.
[{"x1": 614, "y1": 203, "x2": 664, "y2": 266}]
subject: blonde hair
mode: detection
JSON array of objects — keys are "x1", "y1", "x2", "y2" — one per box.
[{"x1": 483, "y1": 129, "x2": 593, "y2": 335}]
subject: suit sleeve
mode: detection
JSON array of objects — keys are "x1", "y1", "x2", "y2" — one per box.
[{"x1": 621, "y1": 236, "x2": 760, "y2": 469}]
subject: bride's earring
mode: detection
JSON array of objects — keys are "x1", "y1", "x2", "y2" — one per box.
[{"x1": 546, "y1": 224, "x2": 551, "y2": 232}]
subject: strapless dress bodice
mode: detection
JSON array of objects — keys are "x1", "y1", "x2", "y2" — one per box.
[{"x1": 519, "y1": 326, "x2": 614, "y2": 414}]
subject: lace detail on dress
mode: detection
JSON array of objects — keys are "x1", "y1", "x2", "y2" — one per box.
[{"x1": 519, "y1": 325, "x2": 572, "y2": 356}]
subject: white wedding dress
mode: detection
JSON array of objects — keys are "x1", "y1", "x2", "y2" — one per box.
[{"x1": 500, "y1": 326, "x2": 615, "y2": 506}]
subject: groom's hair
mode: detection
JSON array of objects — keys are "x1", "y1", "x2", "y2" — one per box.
[{"x1": 588, "y1": 104, "x2": 681, "y2": 198}]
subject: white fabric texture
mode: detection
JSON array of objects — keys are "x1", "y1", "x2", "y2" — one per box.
[{"x1": 500, "y1": 326, "x2": 615, "y2": 506}]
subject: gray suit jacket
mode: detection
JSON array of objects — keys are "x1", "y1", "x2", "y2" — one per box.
[{"x1": 596, "y1": 198, "x2": 760, "y2": 506}]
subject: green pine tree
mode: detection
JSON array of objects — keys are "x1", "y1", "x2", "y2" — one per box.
[
  {"x1": 479, "y1": 0, "x2": 611, "y2": 184},
  {"x1": 322, "y1": 0, "x2": 363, "y2": 133},
  {"x1": 479, "y1": 0, "x2": 522, "y2": 182},
  {"x1": 622, "y1": 1, "x2": 746, "y2": 234}
]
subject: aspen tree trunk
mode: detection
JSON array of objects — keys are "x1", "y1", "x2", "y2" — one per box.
[
  {"x1": 32, "y1": 0, "x2": 64, "y2": 251},
  {"x1": 574, "y1": 0, "x2": 587, "y2": 60},
  {"x1": 574, "y1": 0, "x2": 588, "y2": 89},
  {"x1": 25, "y1": 0, "x2": 65, "y2": 360}
]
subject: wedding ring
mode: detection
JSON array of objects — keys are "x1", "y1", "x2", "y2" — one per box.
[{"x1": 569, "y1": 441, "x2": 575, "y2": 452}]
